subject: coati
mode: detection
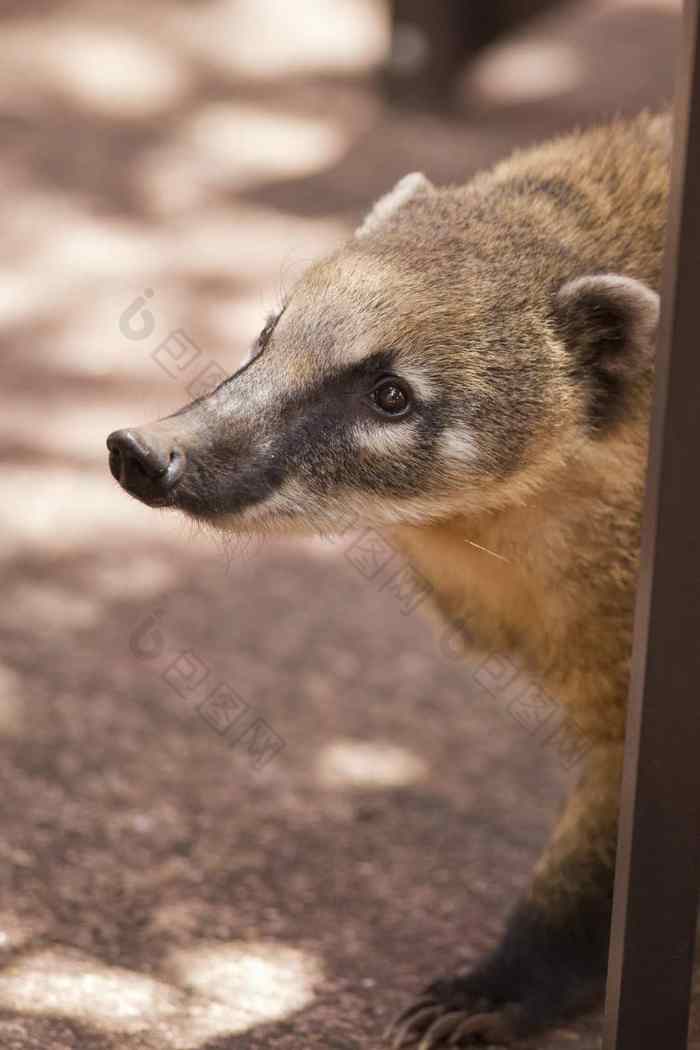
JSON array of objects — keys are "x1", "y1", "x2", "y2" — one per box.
[{"x1": 107, "y1": 112, "x2": 670, "y2": 1047}]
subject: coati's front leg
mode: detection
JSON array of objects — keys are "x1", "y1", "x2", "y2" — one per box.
[{"x1": 389, "y1": 744, "x2": 621, "y2": 1048}]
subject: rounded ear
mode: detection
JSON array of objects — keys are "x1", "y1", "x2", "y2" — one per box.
[
  {"x1": 355, "y1": 172, "x2": 434, "y2": 239},
  {"x1": 554, "y1": 273, "x2": 659, "y2": 430}
]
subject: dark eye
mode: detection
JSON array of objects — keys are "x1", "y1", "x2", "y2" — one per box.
[{"x1": 370, "y1": 378, "x2": 411, "y2": 417}]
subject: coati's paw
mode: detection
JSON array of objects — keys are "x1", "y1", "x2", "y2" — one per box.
[{"x1": 387, "y1": 975, "x2": 539, "y2": 1048}]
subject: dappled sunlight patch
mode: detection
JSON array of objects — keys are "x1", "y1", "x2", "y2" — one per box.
[
  {"x1": 165, "y1": 0, "x2": 387, "y2": 80},
  {"x1": 48, "y1": 284, "x2": 198, "y2": 381},
  {"x1": 0, "y1": 398, "x2": 158, "y2": 466},
  {"x1": 0, "y1": 193, "x2": 153, "y2": 330},
  {"x1": 159, "y1": 997, "x2": 268, "y2": 1048},
  {"x1": 185, "y1": 103, "x2": 349, "y2": 189},
  {"x1": 0, "y1": 461, "x2": 274, "y2": 568},
  {"x1": 0, "y1": 941, "x2": 321, "y2": 1047},
  {"x1": 0, "y1": 949, "x2": 182, "y2": 1034},
  {"x1": 0, "y1": 467, "x2": 189, "y2": 561},
  {"x1": 138, "y1": 104, "x2": 350, "y2": 213},
  {"x1": 42, "y1": 216, "x2": 166, "y2": 283},
  {"x1": 0, "y1": 21, "x2": 189, "y2": 119},
  {"x1": 317, "y1": 738, "x2": 428, "y2": 789},
  {"x1": 0, "y1": 271, "x2": 61, "y2": 332},
  {"x1": 0, "y1": 210, "x2": 168, "y2": 331},
  {"x1": 469, "y1": 40, "x2": 582, "y2": 104},
  {"x1": 165, "y1": 941, "x2": 321, "y2": 1044}
]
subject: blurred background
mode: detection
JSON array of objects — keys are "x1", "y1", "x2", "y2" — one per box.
[{"x1": 0, "y1": 2, "x2": 690, "y2": 1048}]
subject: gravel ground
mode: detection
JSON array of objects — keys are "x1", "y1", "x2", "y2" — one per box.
[{"x1": 0, "y1": 1, "x2": 695, "y2": 1047}]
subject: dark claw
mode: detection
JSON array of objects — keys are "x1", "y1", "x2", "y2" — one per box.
[
  {"x1": 388, "y1": 1003, "x2": 443, "y2": 1047},
  {"x1": 385, "y1": 999, "x2": 435, "y2": 1039},
  {"x1": 447, "y1": 1011, "x2": 499, "y2": 1045},
  {"x1": 417, "y1": 1011, "x2": 468, "y2": 1049},
  {"x1": 390, "y1": 998, "x2": 440, "y2": 1028},
  {"x1": 388, "y1": 998, "x2": 521, "y2": 1048}
]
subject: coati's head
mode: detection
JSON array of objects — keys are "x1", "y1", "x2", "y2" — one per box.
[{"x1": 107, "y1": 172, "x2": 659, "y2": 536}]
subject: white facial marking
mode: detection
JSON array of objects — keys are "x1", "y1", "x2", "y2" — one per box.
[
  {"x1": 353, "y1": 420, "x2": 418, "y2": 458},
  {"x1": 440, "y1": 428, "x2": 479, "y2": 465},
  {"x1": 396, "y1": 364, "x2": 436, "y2": 404}
]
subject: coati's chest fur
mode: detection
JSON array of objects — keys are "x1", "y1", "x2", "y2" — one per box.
[{"x1": 392, "y1": 450, "x2": 645, "y2": 741}]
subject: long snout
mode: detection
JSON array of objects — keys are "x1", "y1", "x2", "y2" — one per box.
[
  {"x1": 107, "y1": 426, "x2": 186, "y2": 506},
  {"x1": 107, "y1": 375, "x2": 275, "y2": 520}
]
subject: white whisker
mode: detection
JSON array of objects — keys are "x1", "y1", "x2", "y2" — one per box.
[{"x1": 465, "y1": 539, "x2": 511, "y2": 563}]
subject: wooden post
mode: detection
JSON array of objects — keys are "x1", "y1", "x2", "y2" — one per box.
[{"x1": 604, "y1": 2, "x2": 700, "y2": 1047}]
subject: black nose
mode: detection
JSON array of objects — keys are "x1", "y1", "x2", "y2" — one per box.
[{"x1": 107, "y1": 428, "x2": 186, "y2": 505}]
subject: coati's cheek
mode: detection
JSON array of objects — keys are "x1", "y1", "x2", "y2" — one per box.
[
  {"x1": 438, "y1": 429, "x2": 480, "y2": 468},
  {"x1": 352, "y1": 421, "x2": 420, "y2": 459}
]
